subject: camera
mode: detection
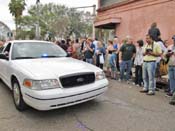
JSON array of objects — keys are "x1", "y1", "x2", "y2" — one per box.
[
  {"x1": 166, "y1": 50, "x2": 174, "y2": 57},
  {"x1": 168, "y1": 50, "x2": 172, "y2": 52},
  {"x1": 146, "y1": 48, "x2": 152, "y2": 53}
]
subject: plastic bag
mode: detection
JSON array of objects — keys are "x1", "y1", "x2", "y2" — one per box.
[{"x1": 99, "y1": 54, "x2": 104, "y2": 64}]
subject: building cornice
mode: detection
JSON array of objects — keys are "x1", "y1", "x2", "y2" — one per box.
[
  {"x1": 97, "y1": 0, "x2": 140, "y2": 12},
  {"x1": 97, "y1": 0, "x2": 173, "y2": 12}
]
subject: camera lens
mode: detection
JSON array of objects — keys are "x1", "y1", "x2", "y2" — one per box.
[{"x1": 168, "y1": 50, "x2": 171, "y2": 52}]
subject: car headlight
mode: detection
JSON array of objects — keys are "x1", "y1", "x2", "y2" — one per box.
[
  {"x1": 96, "y1": 71, "x2": 106, "y2": 81},
  {"x1": 23, "y1": 79, "x2": 60, "y2": 90}
]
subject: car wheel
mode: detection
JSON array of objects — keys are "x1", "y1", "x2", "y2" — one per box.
[{"x1": 12, "y1": 79, "x2": 27, "y2": 111}]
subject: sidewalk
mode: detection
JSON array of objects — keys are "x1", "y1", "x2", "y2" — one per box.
[{"x1": 103, "y1": 67, "x2": 169, "y2": 89}]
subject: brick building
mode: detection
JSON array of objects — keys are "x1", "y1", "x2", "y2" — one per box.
[{"x1": 95, "y1": 0, "x2": 175, "y2": 43}]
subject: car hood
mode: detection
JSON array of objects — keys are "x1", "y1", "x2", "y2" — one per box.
[{"x1": 13, "y1": 57, "x2": 101, "y2": 79}]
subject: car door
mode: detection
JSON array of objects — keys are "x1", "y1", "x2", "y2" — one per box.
[{"x1": 0, "y1": 42, "x2": 12, "y2": 84}]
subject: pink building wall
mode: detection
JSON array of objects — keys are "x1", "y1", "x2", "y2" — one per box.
[{"x1": 96, "y1": 0, "x2": 175, "y2": 44}]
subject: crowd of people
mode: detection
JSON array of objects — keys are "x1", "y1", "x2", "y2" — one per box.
[
  {"x1": 0, "y1": 22, "x2": 175, "y2": 105},
  {"x1": 54, "y1": 22, "x2": 175, "y2": 105}
]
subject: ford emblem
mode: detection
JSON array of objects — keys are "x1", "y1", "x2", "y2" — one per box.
[{"x1": 77, "y1": 77, "x2": 84, "y2": 82}]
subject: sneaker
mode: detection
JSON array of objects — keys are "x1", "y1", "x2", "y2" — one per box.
[
  {"x1": 118, "y1": 79, "x2": 122, "y2": 82},
  {"x1": 147, "y1": 91, "x2": 155, "y2": 95},
  {"x1": 165, "y1": 92, "x2": 173, "y2": 97},
  {"x1": 136, "y1": 84, "x2": 139, "y2": 87},
  {"x1": 140, "y1": 88, "x2": 148, "y2": 93},
  {"x1": 164, "y1": 88, "x2": 170, "y2": 93},
  {"x1": 169, "y1": 101, "x2": 175, "y2": 105},
  {"x1": 127, "y1": 80, "x2": 130, "y2": 84}
]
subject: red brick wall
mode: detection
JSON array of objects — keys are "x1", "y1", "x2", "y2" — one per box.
[{"x1": 97, "y1": 0, "x2": 175, "y2": 44}]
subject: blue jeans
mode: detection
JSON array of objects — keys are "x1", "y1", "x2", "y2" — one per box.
[
  {"x1": 86, "y1": 58, "x2": 93, "y2": 64},
  {"x1": 135, "y1": 65, "x2": 143, "y2": 85},
  {"x1": 168, "y1": 66, "x2": 175, "y2": 94},
  {"x1": 120, "y1": 60, "x2": 132, "y2": 81},
  {"x1": 154, "y1": 62, "x2": 158, "y2": 89},
  {"x1": 142, "y1": 62, "x2": 156, "y2": 92}
]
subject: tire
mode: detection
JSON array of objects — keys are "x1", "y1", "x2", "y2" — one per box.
[{"x1": 12, "y1": 79, "x2": 28, "y2": 111}]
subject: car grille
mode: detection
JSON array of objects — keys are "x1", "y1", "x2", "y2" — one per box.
[{"x1": 59, "y1": 72, "x2": 95, "y2": 88}]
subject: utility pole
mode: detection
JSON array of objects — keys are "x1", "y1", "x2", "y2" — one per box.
[
  {"x1": 92, "y1": 4, "x2": 96, "y2": 39},
  {"x1": 72, "y1": 5, "x2": 96, "y2": 39},
  {"x1": 35, "y1": 0, "x2": 40, "y2": 40}
]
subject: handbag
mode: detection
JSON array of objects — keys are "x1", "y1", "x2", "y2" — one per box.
[
  {"x1": 99, "y1": 54, "x2": 104, "y2": 64},
  {"x1": 159, "y1": 59, "x2": 168, "y2": 76}
]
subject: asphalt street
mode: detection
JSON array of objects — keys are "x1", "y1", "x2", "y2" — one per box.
[{"x1": 0, "y1": 79, "x2": 175, "y2": 131}]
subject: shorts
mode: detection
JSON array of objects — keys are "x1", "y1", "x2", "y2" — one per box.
[{"x1": 111, "y1": 65, "x2": 117, "y2": 72}]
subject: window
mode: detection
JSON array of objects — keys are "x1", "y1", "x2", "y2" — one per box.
[
  {"x1": 100, "y1": 0, "x2": 128, "y2": 8},
  {"x1": 3, "y1": 43, "x2": 11, "y2": 53}
]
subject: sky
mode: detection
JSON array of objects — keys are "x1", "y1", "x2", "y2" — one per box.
[{"x1": 0, "y1": 0, "x2": 98, "y2": 30}]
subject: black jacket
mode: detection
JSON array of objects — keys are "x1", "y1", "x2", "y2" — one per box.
[{"x1": 148, "y1": 27, "x2": 161, "y2": 42}]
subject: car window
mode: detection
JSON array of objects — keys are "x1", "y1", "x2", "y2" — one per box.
[
  {"x1": 11, "y1": 42, "x2": 67, "y2": 60},
  {"x1": 4, "y1": 43, "x2": 11, "y2": 53}
]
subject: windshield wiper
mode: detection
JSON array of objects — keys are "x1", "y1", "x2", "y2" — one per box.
[{"x1": 14, "y1": 57, "x2": 38, "y2": 60}]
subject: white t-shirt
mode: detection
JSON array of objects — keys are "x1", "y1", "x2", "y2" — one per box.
[{"x1": 134, "y1": 47, "x2": 144, "y2": 65}]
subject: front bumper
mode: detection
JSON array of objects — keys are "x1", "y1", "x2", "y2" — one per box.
[{"x1": 23, "y1": 79, "x2": 108, "y2": 111}]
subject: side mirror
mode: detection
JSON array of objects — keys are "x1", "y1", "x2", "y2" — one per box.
[{"x1": 0, "y1": 54, "x2": 8, "y2": 60}]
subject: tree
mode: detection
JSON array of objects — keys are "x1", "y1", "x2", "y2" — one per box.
[
  {"x1": 18, "y1": 3, "x2": 94, "y2": 39},
  {"x1": 9, "y1": 0, "x2": 26, "y2": 39}
]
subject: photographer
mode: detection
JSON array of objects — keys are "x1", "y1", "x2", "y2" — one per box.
[
  {"x1": 140, "y1": 34, "x2": 162, "y2": 95},
  {"x1": 82, "y1": 38, "x2": 95, "y2": 64}
]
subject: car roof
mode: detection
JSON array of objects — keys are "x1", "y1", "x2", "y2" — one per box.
[{"x1": 8, "y1": 40, "x2": 53, "y2": 44}]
